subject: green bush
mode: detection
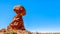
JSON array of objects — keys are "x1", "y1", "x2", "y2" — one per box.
[
  {"x1": 4, "y1": 31, "x2": 17, "y2": 34},
  {"x1": 10, "y1": 31, "x2": 17, "y2": 34},
  {"x1": 4, "y1": 32, "x2": 10, "y2": 34}
]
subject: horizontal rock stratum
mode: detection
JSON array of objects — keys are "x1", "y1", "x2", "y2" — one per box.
[{"x1": 0, "y1": 30, "x2": 34, "y2": 34}]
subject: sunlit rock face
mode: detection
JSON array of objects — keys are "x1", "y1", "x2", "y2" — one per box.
[
  {"x1": 0, "y1": 5, "x2": 33, "y2": 34},
  {"x1": 7, "y1": 5, "x2": 26, "y2": 30}
]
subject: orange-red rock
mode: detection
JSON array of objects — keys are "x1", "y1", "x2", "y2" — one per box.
[{"x1": 7, "y1": 5, "x2": 26, "y2": 30}]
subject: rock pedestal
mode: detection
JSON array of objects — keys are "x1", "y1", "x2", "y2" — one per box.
[
  {"x1": 0, "y1": 5, "x2": 33, "y2": 34},
  {"x1": 7, "y1": 5, "x2": 26, "y2": 30}
]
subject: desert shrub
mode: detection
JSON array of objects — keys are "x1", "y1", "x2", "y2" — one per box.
[
  {"x1": 4, "y1": 32, "x2": 10, "y2": 34},
  {"x1": 10, "y1": 31, "x2": 17, "y2": 34},
  {"x1": 4, "y1": 31, "x2": 17, "y2": 34}
]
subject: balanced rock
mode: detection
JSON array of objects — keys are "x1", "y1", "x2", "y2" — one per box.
[{"x1": 7, "y1": 5, "x2": 26, "y2": 30}]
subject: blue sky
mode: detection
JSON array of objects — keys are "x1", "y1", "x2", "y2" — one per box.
[{"x1": 0, "y1": 0, "x2": 60, "y2": 32}]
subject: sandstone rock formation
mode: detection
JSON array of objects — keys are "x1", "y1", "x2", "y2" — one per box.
[
  {"x1": 7, "y1": 5, "x2": 26, "y2": 30},
  {"x1": 4, "y1": 30, "x2": 33, "y2": 34},
  {"x1": 0, "y1": 5, "x2": 34, "y2": 34}
]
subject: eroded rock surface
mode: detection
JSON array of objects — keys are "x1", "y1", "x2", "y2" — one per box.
[
  {"x1": 7, "y1": 5, "x2": 26, "y2": 30},
  {"x1": 0, "y1": 5, "x2": 33, "y2": 34}
]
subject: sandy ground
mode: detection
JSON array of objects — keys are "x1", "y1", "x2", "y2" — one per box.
[{"x1": 0, "y1": 32, "x2": 4, "y2": 34}]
